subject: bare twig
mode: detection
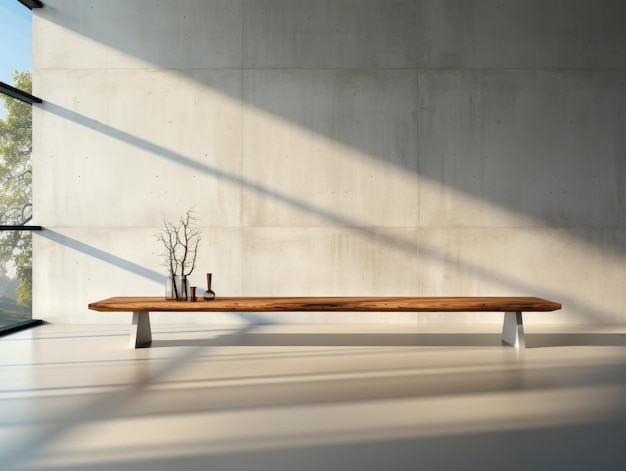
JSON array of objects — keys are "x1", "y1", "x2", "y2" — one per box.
[{"x1": 156, "y1": 209, "x2": 202, "y2": 279}]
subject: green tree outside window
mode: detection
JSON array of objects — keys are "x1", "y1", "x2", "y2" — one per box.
[{"x1": 0, "y1": 70, "x2": 33, "y2": 313}]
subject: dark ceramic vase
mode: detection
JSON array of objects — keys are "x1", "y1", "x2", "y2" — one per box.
[{"x1": 203, "y1": 273, "x2": 216, "y2": 300}]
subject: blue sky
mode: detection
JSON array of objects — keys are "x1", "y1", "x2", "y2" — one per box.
[{"x1": 0, "y1": 0, "x2": 32, "y2": 118}]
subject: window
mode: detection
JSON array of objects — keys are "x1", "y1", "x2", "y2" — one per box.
[{"x1": 0, "y1": 0, "x2": 42, "y2": 334}]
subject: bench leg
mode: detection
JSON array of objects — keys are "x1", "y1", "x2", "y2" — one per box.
[
  {"x1": 502, "y1": 311, "x2": 525, "y2": 348},
  {"x1": 130, "y1": 311, "x2": 152, "y2": 349}
]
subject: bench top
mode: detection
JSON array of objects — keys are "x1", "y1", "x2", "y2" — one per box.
[{"x1": 88, "y1": 296, "x2": 561, "y2": 313}]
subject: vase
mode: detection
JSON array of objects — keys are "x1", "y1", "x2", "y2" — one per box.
[
  {"x1": 165, "y1": 275, "x2": 189, "y2": 301},
  {"x1": 203, "y1": 273, "x2": 216, "y2": 300}
]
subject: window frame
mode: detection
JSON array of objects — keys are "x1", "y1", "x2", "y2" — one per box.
[{"x1": 0, "y1": 0, "x2": 43, "y2": 335}]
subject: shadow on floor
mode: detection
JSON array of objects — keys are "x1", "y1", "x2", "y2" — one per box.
[
  {"x1": 17, "y1": 419, "x2": 626, "y2": 471},
  {"x1": 150, "y1": 332, "x2": 626, "y2": 349}
]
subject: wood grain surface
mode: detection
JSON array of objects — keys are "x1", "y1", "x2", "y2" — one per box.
[{"x1": 89, "y1": 296, "x2": 561, "y2": 312}]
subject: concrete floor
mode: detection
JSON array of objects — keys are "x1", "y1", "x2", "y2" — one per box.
[{"x1": 2, "y1": 322, "x2": 626, "y2": 471}]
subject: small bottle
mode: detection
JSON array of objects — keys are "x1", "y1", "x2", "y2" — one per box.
[
  {"x1": 203, "y1": 273, "x2": 216, "y2": 300},
  {"x1": 190, "y1": 286, "x2": 197, "y2": 302}
]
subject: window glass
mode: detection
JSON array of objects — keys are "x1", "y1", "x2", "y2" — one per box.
[
  {"x1": 0, "y1": 87, "x2": 33, "y2": 327},
  {"x1": 0, "y1": 2, "x2": 34, "y2": 328},
  {"x1": 0, "y1": 1, "x2": 33, "y2": 90},
  {"x1": 0, "y1": 231, "x2": 32, "y2": 327}
]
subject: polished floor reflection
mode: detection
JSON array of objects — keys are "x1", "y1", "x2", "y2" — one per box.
[{"x1": 2, "y1": 323, "x2": 626, "y2": 470}]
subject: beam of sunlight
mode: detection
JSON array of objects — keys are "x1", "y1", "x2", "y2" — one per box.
[
  {"x1": 10, "y1": 384, "x2": 626, "y2": 469},
  {"x1": 38, "y1": 229, "x2": 163, "y2": 283},
  {"x1": 38, "y1": 96, "x2": 625, "y2": 322},
  {"x1": 31, "y1": 10, "x2": 626, "y2": 328},
  {"x1": 0, "y1": 324, "x2": 258, "y2": 470},
  {"x1": 3, "y1": 324, "x2": 626, "y2": 470}
]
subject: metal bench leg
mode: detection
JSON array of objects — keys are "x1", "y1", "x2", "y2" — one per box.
[
  {"x1": 502, "y1": 311, "x2": 525, "y2": 348},
  {"x1": 130, "y1": 311, "x2": 152, "y2": 348}
]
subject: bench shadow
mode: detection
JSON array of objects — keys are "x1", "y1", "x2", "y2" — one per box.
[
  {"x1": 152, "y1": 333, "x2": 507, "y2": 348},
  {"x1": 150, "y1": 332, "x2": 626, "y2": 349},
  {"x1": 526, "y1": 333, "x2": 626, "y2": 348}
]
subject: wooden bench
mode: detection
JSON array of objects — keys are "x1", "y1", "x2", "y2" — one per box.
[{"x1": 88, "y1": 296, "x2": 561, "y2": 349}]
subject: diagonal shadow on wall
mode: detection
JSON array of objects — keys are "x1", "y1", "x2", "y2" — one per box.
[
  {"x1": 32, "y1": 2, "x2": 626, "y2": 249},
  {"x1": 39, "y1": 102, "x2": 620, "y2": 322},
  {"x1": 30, "y1": 2, "x2": 626, "y2": 324},
  {"x1": 38, "y1": 228, "x2": 164, "y2": 283}
]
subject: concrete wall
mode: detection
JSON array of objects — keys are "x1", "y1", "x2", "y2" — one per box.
[{"x1": 32, "y1": 0, "x2": 626, "y2": 325}]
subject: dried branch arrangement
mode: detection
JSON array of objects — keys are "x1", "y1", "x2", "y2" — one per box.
[{"x1": 156, "y1": 209, "x2": 202, "y2": 280}]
